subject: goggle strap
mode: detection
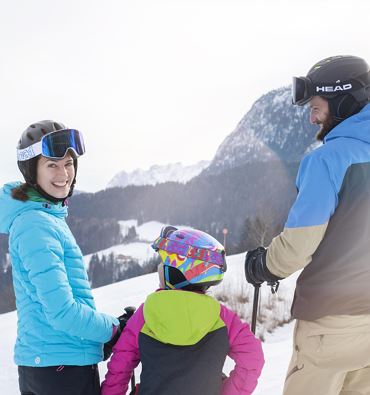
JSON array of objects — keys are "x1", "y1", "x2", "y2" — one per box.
[
  {"x1": 312, "y1": 78, "x2": 364, "y2": 93},
  {"x1": 153, "y1": 236, "x2": 225, "y2": 267},
  {"x1": 17, "y1": 141, "x2": 42, "y2": 161}
]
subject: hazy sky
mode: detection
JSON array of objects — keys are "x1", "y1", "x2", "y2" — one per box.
[{"x1": 1, "y1": 0, "x2": 370, "y2": 192}]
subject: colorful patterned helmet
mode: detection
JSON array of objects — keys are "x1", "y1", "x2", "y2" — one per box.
[{"x1": 152, "y1": 226, "x2": 227, "y2": 291}]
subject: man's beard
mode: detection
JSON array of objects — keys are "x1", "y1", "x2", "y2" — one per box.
[{"x1": 316, "y1": 115, "x2": 335, "y2": 142}]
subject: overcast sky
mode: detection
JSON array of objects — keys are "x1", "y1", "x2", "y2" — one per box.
[{"x1": 1, "y1": 0, "x2": 370, "y2": 192}]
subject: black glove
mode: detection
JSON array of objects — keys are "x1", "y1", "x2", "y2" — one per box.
[
  {"x1": 244, "y1": 247, "x2": 282, "y2": 287},
  {"x1": 103, "y1": 306, "x2": 136, "y2": 361}
]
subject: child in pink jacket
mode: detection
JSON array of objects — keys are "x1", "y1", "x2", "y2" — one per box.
[{"x1": 102, "y1": 226, "x2": 264, "y2": 395}]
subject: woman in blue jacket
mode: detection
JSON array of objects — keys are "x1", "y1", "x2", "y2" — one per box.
[{"x1": 0, "y1": 121, "x2": 119, "y2": 395}]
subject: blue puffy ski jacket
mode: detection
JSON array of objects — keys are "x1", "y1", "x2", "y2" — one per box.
[{"x1": 0, "y1": 182, "x2": 119, "y2": 367}]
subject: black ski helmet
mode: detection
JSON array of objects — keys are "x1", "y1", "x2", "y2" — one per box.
[
  {"x1": 17, "y1": 120, "x2": 79, "y2": 200},
  {"x1": 293, "y1": 55, "x2": 370, "y2": 123}
]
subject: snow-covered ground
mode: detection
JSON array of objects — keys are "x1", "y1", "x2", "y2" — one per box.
[
  {"x1": 84, "y1": 220, "x2": 177, "y2": 267},
  {"x1": 0, "y1": 250, "x2": 297, "y2": 394}
]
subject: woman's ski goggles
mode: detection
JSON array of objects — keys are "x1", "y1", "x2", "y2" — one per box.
[
  {"x1": 152, "y1": 236, "x2": 227, "y2": 270},
  {"x1": 17, "y1": 129, "x2": 85, "y2": 161}
]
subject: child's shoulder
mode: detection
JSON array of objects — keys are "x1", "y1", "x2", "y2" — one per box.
[
  {"x1": 145, "y1": 289, "x2": 220, "y2": 307},
  {"x1": 218, "y1": 302, "x2": 244, "y2": 326}
]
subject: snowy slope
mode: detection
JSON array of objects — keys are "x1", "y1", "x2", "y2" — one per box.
[
  {"x1": 83, "y1": 220, "x2": 173, "y2": 267},
  {"x1": 0, "y1": 251, "x2": 297, "y2": 394},
  {"x1": 107, "y1": 160, "x2": 210, "y2": 189}
]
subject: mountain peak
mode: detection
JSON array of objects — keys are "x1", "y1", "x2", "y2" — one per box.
[
  {"x1": 206, "y1": 86, "x2": 317, "y2": 174},
  {"x1": 107, "y1": 160, "x2": 210, "y2": 189}
]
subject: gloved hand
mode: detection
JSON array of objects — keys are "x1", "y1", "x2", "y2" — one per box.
[
  {"x1": 244, "y1": 247, "x2": 282, "y2": 287},
  {"x1": 103, "y1": 306, "x2": 136, "y2": 361}
]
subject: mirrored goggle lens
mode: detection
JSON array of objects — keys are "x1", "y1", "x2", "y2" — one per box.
[
  {"x1": 42, "y1": 129, "x2": 85, "y2": 158},
  {"x1": 292, "y1": 77, "x2": 311, "y2": 105},
  {"x1": 152, "y1": 236, "x2": 226, "y2": 268}
]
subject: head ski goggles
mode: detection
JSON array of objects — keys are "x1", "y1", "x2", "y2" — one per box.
[
  {"x1": 17, "y1": 129, "x2": 86, "y2": 161},
  {"x1": 292, "y1": 76, "x2": 363, "y2": 106},
  {"x1": 152, "y1": 236, "x2": 227, "y2": 271},
  {"x1": 292, "y1": 76, "x2": 314, "y2": 106}
]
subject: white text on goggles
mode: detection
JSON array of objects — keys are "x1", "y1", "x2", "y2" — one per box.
[
  {"x1": 292, "y1": 76, "x2": 362, "y2": 106},
  {"x1": 17, "y1": 129, "x2": 85, "y2": 161}
]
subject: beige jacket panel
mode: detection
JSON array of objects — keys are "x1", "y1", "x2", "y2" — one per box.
[{"x1": 266, "y1": 224, "x2": 328, "y2": 278}]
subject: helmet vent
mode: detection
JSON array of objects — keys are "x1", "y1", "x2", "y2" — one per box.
[
  {"x1": 40, "y1": 128, "x2": 47, "y2": 135},
  {"x1": 26, "y1": 132, "x2": 35, "y2": 141},
  {"x1": 30, "y1": 124, "x2": 36, "y2": 128},
  {"x1": 53, "y1": 122, "x2": 64, "y2": 131}
]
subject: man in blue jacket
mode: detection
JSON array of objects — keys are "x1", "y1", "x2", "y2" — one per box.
[{"x1": 245, "y1": 55, "x2": 370, "y2": 395}]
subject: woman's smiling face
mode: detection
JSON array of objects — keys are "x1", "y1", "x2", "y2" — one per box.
[{"x1": 36, "y1": 152, "x2": 75, "y2": 199}]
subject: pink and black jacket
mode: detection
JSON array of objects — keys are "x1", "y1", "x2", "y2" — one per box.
[{"x1": 102, "y1": 289, "x2": 264, "y2": 395}]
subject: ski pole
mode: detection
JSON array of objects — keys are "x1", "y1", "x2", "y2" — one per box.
[
  {"x1": 129, "y1": 376, "x2": 140, "y2": 395},
  {"x1": 251, "y1": 284, "x2": 261, "y2": 335},
  {"x1": 251, "y1": 280, "x2": 280, "y2": 335},
  {"x1": 131, "y1": 374, "x2": 136, "y2": 393}
]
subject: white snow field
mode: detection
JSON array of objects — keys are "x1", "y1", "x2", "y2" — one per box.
[
  {"x1": 84, "y1": 221, "x2": 177, "y2": 267},
  {"x1": 0, "y1": 250, "x2": 298, "y2": 394}
]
